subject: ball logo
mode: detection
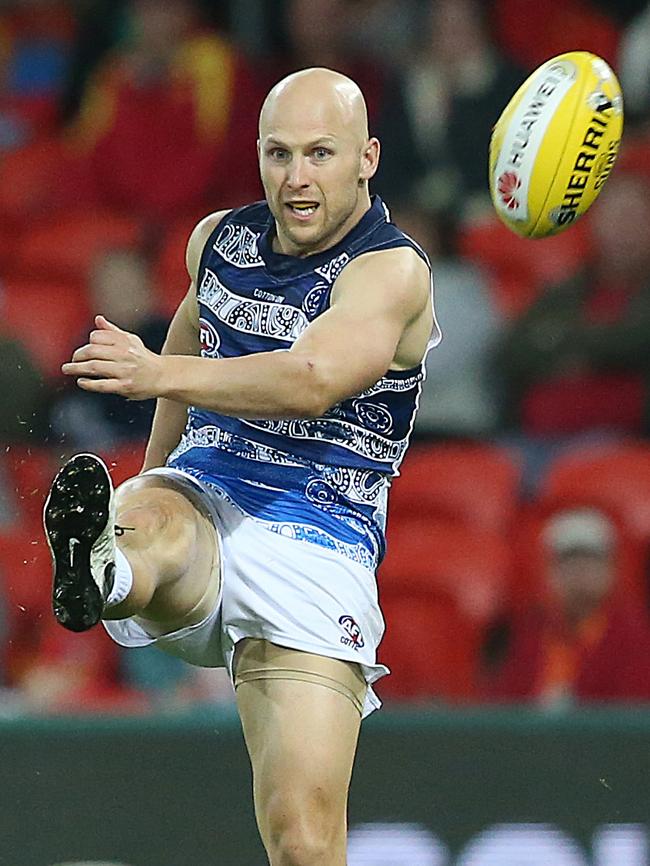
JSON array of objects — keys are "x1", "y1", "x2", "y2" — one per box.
[
  {"x1": 199, "y1": 317, "x2": 221, "y2": 357},
  {"x1": 497, "y1": 171, "x2": 522, "y2": 211},
  {"x1": 339, "y1": 615, "x2": 365, "y2": 650}
]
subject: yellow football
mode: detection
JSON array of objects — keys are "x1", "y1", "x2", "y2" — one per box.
[{"x1": 489, "y1": 51, "x2": 624, "y2": 239}]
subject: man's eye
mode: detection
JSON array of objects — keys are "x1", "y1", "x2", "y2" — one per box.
[
  {"x1": 269, "y1": 148, "x2": 289, "y2": 161},
  {"x1": 313, "y1": 147, "x2": 332, "y2": 160}
]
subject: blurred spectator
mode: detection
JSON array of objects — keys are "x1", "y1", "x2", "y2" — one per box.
[
  {"x1": 494, "y1": 146, "x2": 650, "y2": 439},
  {"x1": 49, "y1": 248, "x2": 169, "y2": 449},
  {"x1": 374, "y1": 0, "x2": 525, "y2": 217},
  {"x1": 0, "y1": 0, "x2": 74, "y2": 153},
  {"x1": 123, "y1": 645, "x2": 235, "y2": 710},
  {"x1": 483, "y1": 507, "x2": 650, "y2": 706},
  {"x1": 0, "y1": 270, "x2": 50, "y2": 445},
  {"x1": 344, "y1": 0, "x2": 421, "y2": 69},
  {"x1": 590, "y1": 0, "x2": 648, "y2": 23},
  {"x1": 58, "y1": 0, "x2": 128, "y2": 123},
  {"x1": 17, "y1": 614, "x2": 148, "y2": 713},
  {"x1": 0, "y1": 328, "x2": 48, "y2": 444},
  {"x1": 391, "y1": 207, "x2": 505, "y2": 439},
  {"x1": 272, "y1": 0, "x2": 387, "y2": 123},
  {"x1": 618, "y1": 1, "x2": 650, "y2": 127},
  {"x1": 65, "y1": 0, "x2": 262, "y2": 225}
]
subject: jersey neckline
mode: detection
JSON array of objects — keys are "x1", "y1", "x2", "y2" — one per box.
[{"x1": 257, "y1": 194, "x2": 388, "y2": 278}]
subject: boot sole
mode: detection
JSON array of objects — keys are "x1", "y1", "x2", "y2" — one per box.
[{"x1": 43, "y1": 454, "x2": 111, "y2": 632}]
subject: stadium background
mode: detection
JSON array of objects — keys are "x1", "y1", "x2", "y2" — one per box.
[{"x1": 0, "y1": 1, "x2": 649, "y2": 864}]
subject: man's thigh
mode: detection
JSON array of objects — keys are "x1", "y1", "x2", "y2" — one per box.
[{"x1": 234, "y1": 639, "x2": 364, "y2": 853}]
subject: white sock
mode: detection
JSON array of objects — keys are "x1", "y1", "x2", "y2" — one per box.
[{"x1": 105, "y1": 547, "x2": 134, "y2": 608}]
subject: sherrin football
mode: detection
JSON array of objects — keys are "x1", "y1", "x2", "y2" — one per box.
[{"x1": 489, "y1": 51, "x2": 624, "y2": 238}]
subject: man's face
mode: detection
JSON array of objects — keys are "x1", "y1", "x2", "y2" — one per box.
[
  {"x1": 549, "y1": 550, "x2": 615, "y2": 620},
  {"x1": 258, "y1": 96, "x2": 377, "y2": 257}
]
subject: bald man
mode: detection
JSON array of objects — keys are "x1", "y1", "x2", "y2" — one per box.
[{"x1": 44, "y1": 68, "x2": 440, "y2": 866}]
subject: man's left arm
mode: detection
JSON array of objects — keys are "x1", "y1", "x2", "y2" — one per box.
[{"x1": 63, "y1": 248, "x2": 431, "y2": 419}]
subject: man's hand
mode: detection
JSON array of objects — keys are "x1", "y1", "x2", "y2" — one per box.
[{"x1": 62, "y1": 315, "x2": 163, "y2": 400}]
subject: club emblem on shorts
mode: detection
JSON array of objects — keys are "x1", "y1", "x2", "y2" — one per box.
[
  {"x1": 339, "y1": 615, "x2": 365, "y2": 650},
  {"x1": 497, "y1": 170, "x2": 522, "y2": 211}
]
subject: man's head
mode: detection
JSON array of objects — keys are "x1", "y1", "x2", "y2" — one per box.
[
  {"x1": 258, "y1": 68, "x2": 380, "y2": 257},
  {"x1": 543, "y1": 508, "x2": 617, "y2": 623},
  {"x1": 90, "y1": 249, "x2": 154, "y2": 328}
]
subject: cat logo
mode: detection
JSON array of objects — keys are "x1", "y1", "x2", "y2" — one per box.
[{"x1": 199, "y1": 317, "x2": 221, "y2": 357}]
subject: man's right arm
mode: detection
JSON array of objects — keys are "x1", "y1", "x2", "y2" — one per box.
[{"x1": 141, "y1": 209, "x2": 230, "y2": 471}]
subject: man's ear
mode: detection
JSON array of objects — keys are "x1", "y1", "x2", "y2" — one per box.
[{"x1": 360, "y1": 137, "x2": 381, "y2": 182}]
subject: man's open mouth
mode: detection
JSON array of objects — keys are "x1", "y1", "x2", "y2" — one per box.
[{"x1": 286, "y1": 202, "x2": 319, "y2": 217}]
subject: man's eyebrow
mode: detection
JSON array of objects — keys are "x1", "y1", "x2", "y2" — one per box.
[{"x1": 263, "y1": 136, "x2": 338, "y2": 147}]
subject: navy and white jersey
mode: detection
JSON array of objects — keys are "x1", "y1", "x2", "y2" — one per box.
[{"x1": 168, "y1": 195, "x2": 440, "y2": 569}]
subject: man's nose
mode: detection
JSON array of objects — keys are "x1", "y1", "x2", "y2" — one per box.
[{"x1": 286, "y1": 157, "x2": 310, "y2": 189}]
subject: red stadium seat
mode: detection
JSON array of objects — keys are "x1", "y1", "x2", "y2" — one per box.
[
  {"x1": 377, "y1": 517, "x2": 510, "y2": 701},
  {"x1": 458, "y1": 214, "x2": 590, "y2": 317},
  {"x1": 154, "y1": 217, "x2": 197, "y2": 318},
  {"x1": 493, "y1": 0, "x2": 620, "y2": 71},
  {"x1": 0, "y1": 139, "x2": 63, "y2": 226},
  {"x1": 379, "y1": 594, "x2": 478, "y2": 701},
  {"x1": 0, "y1": 223, "x2": 18, "y2": 273},
  {"x1": 100, "y1": 440, "x2": 147, "y2": 486},
  {"x1": 12, "y1": 209, "x2": 144, "y2": 283},
  {"x1": 539, "y1": 442, "x2": 650, "y2": 544},
  {"x1": 389, "y1": 442, "x2": 521, "y2": 535},
  {"x1": 0, "y1": 528, "x2": 51, "y2": 615},
  {"x1": 0, "y1": 134, "x2": 105, "y2": 230},
  {"x1": 0, "y1": 528, "x2": 51, "y2": 685},
  {"x1": 2, "y1": 276, "x2": 91, "y2": 377},
  {"x1": 0, "y1": 531, "x2": 150, "y2": 712},
  {"x1": 2, "y1": 445, "x2": 57, "y2": 527}
]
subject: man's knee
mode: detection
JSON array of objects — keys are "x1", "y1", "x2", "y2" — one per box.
[
  {"x1": 116, "y1": 476, "x2": 194, "y2": 526},
  {"x1": 263, "y1": 790, "x2": 345, "y2": 865},
  {"x1": 115, "y1": 477, "x2": 205, "y2": 580}
]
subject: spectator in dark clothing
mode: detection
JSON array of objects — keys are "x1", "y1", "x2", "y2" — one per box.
[
  {"x1": 50, "y1": 248, "x2": 168, "y2": 449},
  {"x1": 619, "y1": 1, "x2": 650, "y2": 127},
  {"x1": 0, "y1": 0, "x2": 74, "y2": 153},
  {"x1": 494, "y1": 145, "x2": 650, "y2": 438},
  {"x1": 270, "y1": 0, "x2": 387, "y2": 125},
  {"x1": 0, "y1": 331, "x2": 48, "y2": 443},
  {"x1": 373, "y1": 0, "x2": 525, "y2": 216},
  {"x1": 483, "y1": 507, "x2": 650, "y2": 706}
]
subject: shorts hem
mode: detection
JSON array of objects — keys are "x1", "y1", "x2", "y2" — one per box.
[{"x1": 224, "y1": 626, "x2": 388, "y2": 718}]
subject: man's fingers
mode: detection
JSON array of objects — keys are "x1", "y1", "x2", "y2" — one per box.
[
  {"x1": 89, "y1": 329, "x2": 119, "y2": 345},
  {"x1": 95, "y1": 314, "x2": 124, "y2": 332},
  {"x1": 62, "y1": 359, "x2": 120, "y2": 377},
  {"x1": 77, "y1": 377, "x2": 126, "y2": 393},
  {"x1": 70, "y1": 344, "x2": 119, "y2": 363}
]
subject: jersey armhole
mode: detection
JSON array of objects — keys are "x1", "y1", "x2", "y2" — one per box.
[{"x1": 197, "y1": 216, "x2": 230, "y2": 295}]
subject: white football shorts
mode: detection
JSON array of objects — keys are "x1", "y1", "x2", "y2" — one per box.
[{"x1": 102, "y1": 467, "x2": 389, "y2": 717}]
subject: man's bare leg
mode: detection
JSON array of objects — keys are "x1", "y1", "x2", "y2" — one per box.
[
  {"x1": 44, "y1": 454, "x2": 220, "y2": 635},
  {"x1": 235, "y1": 640, "x2": 363, "y2": 866},
  {"x1": 106, "y1": 474, "x2": 220, "y2": 633}
]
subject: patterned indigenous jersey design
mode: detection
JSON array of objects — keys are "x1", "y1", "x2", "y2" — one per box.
[{"x1": 168, "y1": 196, "x2": 440, "y2": 569}]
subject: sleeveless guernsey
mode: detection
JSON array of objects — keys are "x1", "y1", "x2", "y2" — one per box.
[{"x1": 168, "y1": 196, "x2": 440, "y2": 570}]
